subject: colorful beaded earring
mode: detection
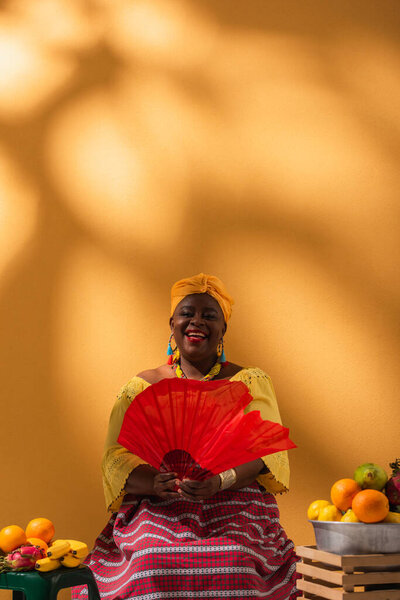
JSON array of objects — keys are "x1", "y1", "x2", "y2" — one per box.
[
  {"x1": 173, "y1": 347, "x2": 180, "y2": 363},
  {"x1": 167, "y1": 333, "x2": 181, "y2": 365},
  {"x1": 167, "y1": 333, "x2": 174, "y2": 365},
  {"x1": 217, "y1": 337, "x2": 227, "y2": 365}
]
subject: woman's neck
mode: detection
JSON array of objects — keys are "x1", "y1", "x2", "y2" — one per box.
[{"x1": 178, "y1": 355, "x2": 219, "y2": 380}]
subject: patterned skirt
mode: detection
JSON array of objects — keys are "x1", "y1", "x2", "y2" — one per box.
[{"x1": 73, "y1": 484, "x2": 300, "y2": 600}]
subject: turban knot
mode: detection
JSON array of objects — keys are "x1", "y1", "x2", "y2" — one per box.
[{"x1": 170, "y1": 273, "x2": 234, "y2": 323}]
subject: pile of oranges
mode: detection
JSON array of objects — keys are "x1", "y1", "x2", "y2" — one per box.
[
  {"x1": 0, "y1": 518, "x2": 55, "y2": 554},
  {"x1": 308, "y1": 478, "x2": 397, "y2": 523}
]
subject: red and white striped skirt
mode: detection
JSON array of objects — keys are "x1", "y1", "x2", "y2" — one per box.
[{"x1": 73, "y1": 483, "x2": 300, "y2": 599}]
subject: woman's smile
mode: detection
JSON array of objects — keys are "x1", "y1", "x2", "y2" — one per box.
[{"x1": 185, "y1": 329, "x2": 208, "y2": 344}]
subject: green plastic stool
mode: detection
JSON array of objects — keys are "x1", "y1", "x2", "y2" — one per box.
[{"x1": 0, "y1": 565, "x2": 100, "y2": 600}]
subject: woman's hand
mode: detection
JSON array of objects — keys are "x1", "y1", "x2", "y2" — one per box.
[
  {"x1": 178, "y1": 475, "x2": 220, "y2": 502},
  {"x1": 153, "y1": 472, "x2": 181, "y2": 500}
]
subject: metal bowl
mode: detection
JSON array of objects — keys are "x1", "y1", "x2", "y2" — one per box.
[{"x1": 309, "y1": 520, "x2": 400, "y2": 555}]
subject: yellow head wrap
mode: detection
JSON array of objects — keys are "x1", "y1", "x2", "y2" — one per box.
[{"x1": 170, "y1": 273, "x2": 234, "y2": 323}]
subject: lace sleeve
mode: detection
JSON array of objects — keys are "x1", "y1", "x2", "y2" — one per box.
[
  {"x1": 233, "y1": 367, "x2": 291, "y2": 495},
  {"x1": 102, "y1": 377, "x2": 151, "y2": 512}
]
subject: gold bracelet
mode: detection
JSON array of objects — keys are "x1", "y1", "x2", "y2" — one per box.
[{"x1": 218, "y1": 468, "x2": 237, "y2": 490}]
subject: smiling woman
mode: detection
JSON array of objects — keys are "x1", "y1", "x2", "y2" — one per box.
[
  {"x1": 140, "y1": 292, "x2": 242, "y2": 384},
  {"x1": 72, "y1": 273, "x2": 300, "y2": 600}
]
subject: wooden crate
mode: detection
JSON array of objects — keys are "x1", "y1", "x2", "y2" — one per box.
[{"x1": 296, "y1": 545, "x2": 400, "y2": 599}]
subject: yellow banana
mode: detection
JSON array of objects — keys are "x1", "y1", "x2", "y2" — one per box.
[
  {"x1": 36, "y1": 558, "x2": 61, "y2": 572},
  {"x1": 47, "y1": 540, "x2": 71, "y2": 559},
  {"x1": 64, "y1": 540, "x2": 89, "y2": 559},
  {"x1": 60, "y1": 554, "x2": 82, "y2": 568},
  {"x1": 384, "y1": 511, "x2": 400, "y2": 523}
]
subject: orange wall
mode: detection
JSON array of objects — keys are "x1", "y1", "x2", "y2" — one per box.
[{"x1": 0, "y1": 0, "x2": 399, "y2": 568}]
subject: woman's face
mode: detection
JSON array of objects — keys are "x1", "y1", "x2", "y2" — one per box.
[{"x1": 170, "y1": 293, "x2": 226, "y2": 363}]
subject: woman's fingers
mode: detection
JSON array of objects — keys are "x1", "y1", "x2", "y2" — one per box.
[
  {"x1": 178, "y1": 482, "x2": 210, "y2": 500},
  {"x1": 155, "y1": 473, "x2": 179, "y2": 487},
  {"x1": 156, "y1": 475, "x2": 219, "y2": 500},
  {"x1": 153, "y1": 472, "x2": 181, "y2": 498},
  {"x1": 178, "y1": 475, "x2": 220, "y2": 500},
  {"x1": 161, "y1": 491, "x2": 180, "y2": 499},
  {"x1": 179, "y1": 480, "x2": 210, "y2": 493},
  {"x1": 181, "y1": 479, "x2": 199, "y2": 486},
  {"x1": 178, "y1": 489, "x2": 204, "y2": 501},
  {"x1": 157, "y1": 472, "x2": 178, "y2": 481}
]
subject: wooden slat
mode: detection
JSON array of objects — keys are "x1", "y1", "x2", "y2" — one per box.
[
  {"x1": 342, "y1": 590, "x2": 400, "y2": 599},
  {"x1": 303, "y1": 561, "x2": 344, "y2": 572},
  {"x1": 341, "y1": 554, "x2": 400, "y2": 569},
  {"x1": 296, "y1": 546, "x2": 400, "y2": 570},
  {"x1": 298, "y1": 578, "x2": 400, "y2": 599},
  {"x1": 297, "y1": 579, "x2": 341, "y2": 600},
  {"x1": 297, "y1": 560, "x2": 400, "y2": 585},
  {"x1": 343, "y1": 571, "x2": 400, "y2": 586},
  {"x1": 300, "y1": 596, "x2": 328, "y2": 600},
  {"x1": 296, "y1": 545, "x2": 400, "y2": 568},
  {"x1": 297, "y1": 562, "x2": 343, "y2": 585},
  {"x1": 296, "y1": 546, "x2": 343, "y2": 567}
]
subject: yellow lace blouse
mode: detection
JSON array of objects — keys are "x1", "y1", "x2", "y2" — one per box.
[{"x1": 102, "y1": 367, "x2": 291, "y2": 512}]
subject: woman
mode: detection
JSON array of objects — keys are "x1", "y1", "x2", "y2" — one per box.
[{"x1": 75, "y1": 273, "x2": 300, "y2": 599}]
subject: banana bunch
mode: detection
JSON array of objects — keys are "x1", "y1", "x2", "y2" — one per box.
[{"x1": 35, "y1": 539, "x2": 89, "y2": 572}]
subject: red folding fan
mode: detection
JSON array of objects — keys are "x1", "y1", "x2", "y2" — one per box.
[{"x1": 117, "y1": 377, "x2": 296, "y2": 480}]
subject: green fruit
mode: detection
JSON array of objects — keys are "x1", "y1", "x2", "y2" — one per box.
[{"x1": 354, "y1": 463, "x2": 388, "y2": 490}]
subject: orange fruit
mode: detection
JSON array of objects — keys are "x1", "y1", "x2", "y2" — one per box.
[
  {"x1": 318, "y1": 504, "x2": 342, "y2": 521},
  {"x1": 307, "y1": 500, "x2": 330, "y2": 520},
  {"x1": 352, "y1": 489, "x2": 389, "y2": 523},
  {"x1": 0, "y1": 525, "x2": 27, "y2": 553},
  {"x1": 25, "y1": 518, "x2": 55, "y2": 543},
  {"x1": 26, "y1": 537, "x2": 49, "y2": 554},
  {"x1": 331, "y1": 478, "x2": 361, "y2": 511}
]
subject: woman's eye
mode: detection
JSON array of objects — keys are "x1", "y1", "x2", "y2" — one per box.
[
  {"x1": 180, "y1": 311, "x2": 192, "y2": 317},
  {"x1": 204, "y1": 314, "x2": 217, "y2": 320}
]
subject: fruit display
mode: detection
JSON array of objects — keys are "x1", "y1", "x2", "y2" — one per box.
[
  {"x1": 0, "y1": 517, "x2": 89, "y2": 573},
  {"x1": 307, "y1": 459, "x2": 400, "y2": 524}
]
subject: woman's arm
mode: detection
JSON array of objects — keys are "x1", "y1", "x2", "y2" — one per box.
[
  {"x1": 242, "y1": 369, "x2": 291, "y2": 494},
  {"x1": 229, "y1": 458, "x2": 268, "y2": 490},
  {"x1": 102, "y1": 379, "x2": 153, "y2": 511}
]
